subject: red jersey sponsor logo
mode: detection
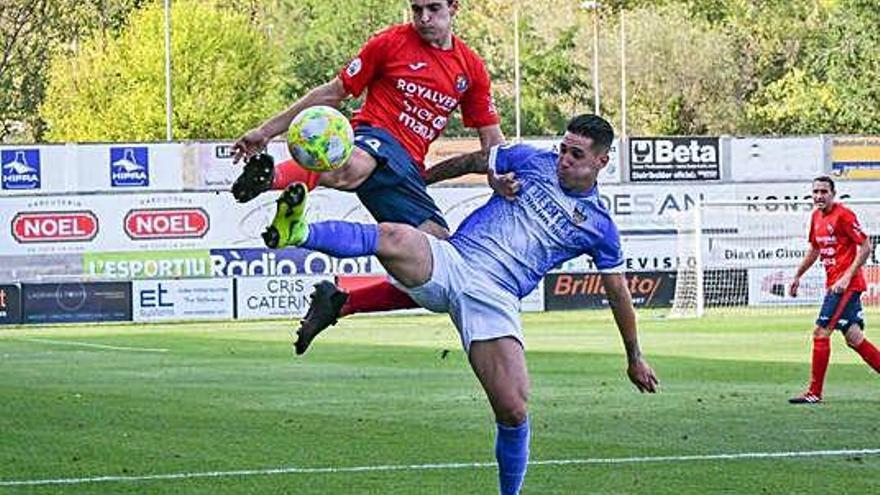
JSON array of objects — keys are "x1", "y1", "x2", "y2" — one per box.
[
  {"x1": 124, "y1": 208, "x2": 209, "y2": 240},
  {"x1": 12, "y1": 211, "x2": 98, "y2": 243}
]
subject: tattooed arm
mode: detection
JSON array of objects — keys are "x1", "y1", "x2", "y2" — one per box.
[{"x1": 423, "y1": 149, "x2": 490, "y2": 185}]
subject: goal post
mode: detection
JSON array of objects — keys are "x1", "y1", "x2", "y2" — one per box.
[{"x1": 669, "y1": 198, "x2": 880, "y2": 318}]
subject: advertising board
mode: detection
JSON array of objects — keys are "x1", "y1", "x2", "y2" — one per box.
[
  {"x1": 21, "y1": 282, "x2": 131, "y2": 324},
  {"x1": 236, "y1": 276, "x2": 333, "y2": 319},
  {"x1": 132, "y1": 279, "x2": 233, "y2": 322}
]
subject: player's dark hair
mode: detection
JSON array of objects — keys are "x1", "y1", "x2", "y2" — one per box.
[
  {"x1": 813, "y1": 175, "x2": 835, "y2": 192},
  {"x1": 566, "y1": 114, "x2": 614, "y2": 153}
]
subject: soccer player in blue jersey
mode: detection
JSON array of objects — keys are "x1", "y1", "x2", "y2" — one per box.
[{"x1": 270, "y1": 114, "x2": 659, "y2": 494}]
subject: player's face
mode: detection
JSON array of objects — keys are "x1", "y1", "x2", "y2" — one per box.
[
  {"x1": 812, "y1": 180, "x2": 835, "y2": 212},
  {"x1": 411, "y1": 0, "x2": 457, "y2": 47},
  {"x1": 556, "y1": 132, "x2": 609, "y2": 192}
]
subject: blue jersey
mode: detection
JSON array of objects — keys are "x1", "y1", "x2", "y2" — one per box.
[{"x1": 448, "y1": 143, "x2": 624, "y2": 298}]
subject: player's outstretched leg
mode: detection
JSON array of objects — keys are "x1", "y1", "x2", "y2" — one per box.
[
  {"x1": 293, "y1": 281, "x2": 349, "y2": 355},
  {"x1": 262, "y1": 183, "x2": 310, "y2": 249},
  {"x1": 232, "y1": 153, "x2": 275, "y2": 203}
]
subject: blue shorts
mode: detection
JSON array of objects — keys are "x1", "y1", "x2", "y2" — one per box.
[
  {"x1": 816, "y1": 291, "x2": 865, "y2": 332},
  {"x1": 352, "y1": 126, "x2": 448, "y2": 230}
]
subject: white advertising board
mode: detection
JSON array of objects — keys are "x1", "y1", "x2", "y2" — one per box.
[
  {"x1": 192, "y1": 141, "x2": 290, "y2": 190},
  {"x1": 730, "y1": 137, "x2": 825, "y2": 182},
  {"x1": 1, "y1": 143, "x2": 185, "y2": 195},
  {"x1": 0, "y1": 145, "x2": 72, "y2": 195},
  {"x1": 75, "y1": 143, "x2": 184, "y2": 192},
  {"x1": 132, "y1": 279, "x2": 233, "y2": 322},
  {"x1": 748, "y1": 266, "x2": 826, "y2": 306},
  {"x1": 236, "y1": 275, "x2": 332, "y2": 319}
]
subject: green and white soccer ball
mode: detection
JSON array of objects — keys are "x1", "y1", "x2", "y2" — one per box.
[{"x1": 287, "y1": 106, "x2": 354, "y2": 172}]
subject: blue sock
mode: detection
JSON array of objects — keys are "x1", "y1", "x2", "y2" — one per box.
[
  {"x1": 301, "y1": 221, "x2": 379, "y2": 258},
  {"x1": 495, "y1": 418, "x2": 530, "y2": 495}
]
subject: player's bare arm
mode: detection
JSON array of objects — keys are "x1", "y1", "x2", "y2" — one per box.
[
  {"x1": 477, "y1": 124, "x2": 505, "y2": 149},
  {"x1": 601, "y1": 272, "x2": 659, "y2": 393},
  {"x1": 790, "y1": 245, "x2": 820, "y2": 297},
  {"x1": 232, "y1": 77, "x2": 349, "y2": 163},
  {"x1": 423, "y1": 148, "x2": 490, "y2": 185},
  {"x1": 422, "y1": 122, "x2": 504, "y2": 185},
  {"x1": 831, "y1": 236, "x2": 872, "y2": 293}
]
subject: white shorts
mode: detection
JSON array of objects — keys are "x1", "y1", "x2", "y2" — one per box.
[{"x1": 403, "y1": 236, "x2": 523, "y2": 353}]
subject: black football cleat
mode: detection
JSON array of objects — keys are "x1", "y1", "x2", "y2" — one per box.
[
  {"x1": 788, "y1": 392, "x2": 822, "y2": 404},
  {"x1": 231, "y1": 152, "x2": 274, "y2": 203},
  {"x1": 293, "y1": 281, "x2": 349, "y2": 355}
]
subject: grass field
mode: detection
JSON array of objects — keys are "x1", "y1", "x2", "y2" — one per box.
[{"x1": 1, "y1": 310, "x2": 879, "y2": 494}]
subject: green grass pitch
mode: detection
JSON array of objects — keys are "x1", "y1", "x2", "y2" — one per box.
[{"x1": 1, "y1": 310, "x2": 878, "y2": 494}]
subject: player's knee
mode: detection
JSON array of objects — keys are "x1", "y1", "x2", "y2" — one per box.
[
  {"x1": 813, "y1": 326, "x2": 832, "y2": 338},
  {"x1": 377, "y1": 223, "x2": 418, "y2": 256},
  {"x1": 495, "y1": 388, "x2": 529, "y2": 427},
  {"x1": 319, "y1": 151, "x2": 373, "y2": 190},
  {"x1": 496, "y1": 402, "x2": 528, "y2": 427},
  {"x1": 844, "y1": 326, "x2": 865, "y2": 348}
]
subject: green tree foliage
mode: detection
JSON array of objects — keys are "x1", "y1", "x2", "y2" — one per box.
[
  {"x1": 40, "y1": 0, "x2": 283, "y2": 141},
  {"x1": 746, "y1": 0, "x2": 880, "y2": 134},
  {"x1": 0, "y1": 0, "x2": 146, "y2": 142},
  {"x1": 592, "y1": 3, "x2": 742, "y2": 135}
]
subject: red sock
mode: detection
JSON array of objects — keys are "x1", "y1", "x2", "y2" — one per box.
[
  {"x1": 854, "y1": 338, "x2": 880, "y2": 373},
  {"x1": 809, "y1": 336, "x2": 831, "y2": 397},
  {"x1": 341, "y1": 279, "x2": 419, "y2": 316},
  {"x1": 272, "y1": 159, "x2": 321, "y2": 191}
]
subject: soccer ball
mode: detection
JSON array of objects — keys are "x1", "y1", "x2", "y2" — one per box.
[{"x1": 287, "y1": 106, "x2": 354, "y2": 172}]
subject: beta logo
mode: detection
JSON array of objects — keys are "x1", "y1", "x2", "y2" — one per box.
[
  {"x1": 631, "y1": 138, "x2": 718, "y2": 165},
  {"x1": 124, "y1": 208, "x2": 209, "y2": 240},
  {"x1": 12, "y1": 211, "x2": 99, "y2": 243},
  {"x1": 1, "y1": 149, "x2": 41, "y2": 190},
  {"x1": 110, "y1": 147, "x2": 149, "y2": 187}
]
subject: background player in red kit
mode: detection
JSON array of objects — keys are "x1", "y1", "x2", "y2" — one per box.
[
  {"x1": 230, "y1": 0, "x2": 506, "y2": 353},
  {"x1": 788, "y1": 176, "x2": 880, "y2": 403}
]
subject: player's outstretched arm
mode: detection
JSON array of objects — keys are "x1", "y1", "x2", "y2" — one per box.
[
  {"x1": 601, "y1": 272, "x2": 659, "y2": 393},
  {"x1": 423, "y1": 148, "x2": 490, "y2": 185},
  {"x1": 232, "y1": 78, "x2": 349, "y2": 163}
]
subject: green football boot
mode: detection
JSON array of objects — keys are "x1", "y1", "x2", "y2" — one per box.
[{"x1": 262, "y1": 183, "x2": 310, "y2": 249}]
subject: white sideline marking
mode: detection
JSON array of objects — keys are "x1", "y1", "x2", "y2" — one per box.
[
  {"x1": 16, "y1": 338, "x2": 169, "y2": 353},
  {"x1": 1, "y1": 448, "x2": 878, "y2": 487}
]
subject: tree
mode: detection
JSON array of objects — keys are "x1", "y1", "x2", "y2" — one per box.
[
  {"x1": 40, "y1": 0, "x2": 284, "y2": 142},
  {"x1": 0, "y1": 0, "x2": 146, "y2": 142},
  {"x1": 745, "y1": 0, "x2": 880, "y2": 133}
]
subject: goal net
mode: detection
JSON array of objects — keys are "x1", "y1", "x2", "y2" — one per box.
[{"x1": 670, "y1": 199, "x2": 880, "y2": 318}]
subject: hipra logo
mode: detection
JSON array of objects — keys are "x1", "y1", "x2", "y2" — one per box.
[
  {"x1": 124, "y1": 208, "x2": 209, "y2": 240},
  {"x1": 110, "y1": 147, "x2": 149, "y2": 187},
  {"x1": 12, "y1": 211, "x2": 99, "y2": 243},
  {"x1": 1, "y1": 149, "x2": 41, "y2": 190}
]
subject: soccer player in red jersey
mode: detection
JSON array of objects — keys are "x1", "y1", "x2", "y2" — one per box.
[
  {"x1": 788, "y1": 176, "x2": 880, "y2": 404},
  {"x1": 230, "y1": 1, "x2": 507, "y2": 350}
]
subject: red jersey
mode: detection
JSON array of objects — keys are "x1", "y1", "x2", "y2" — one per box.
[
  {"x1": 809, "y1": 203, "x2": 868, "y2": 292},
  {"x1": 339, "y1": 24, "x2": 499, "y2": 173}
]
